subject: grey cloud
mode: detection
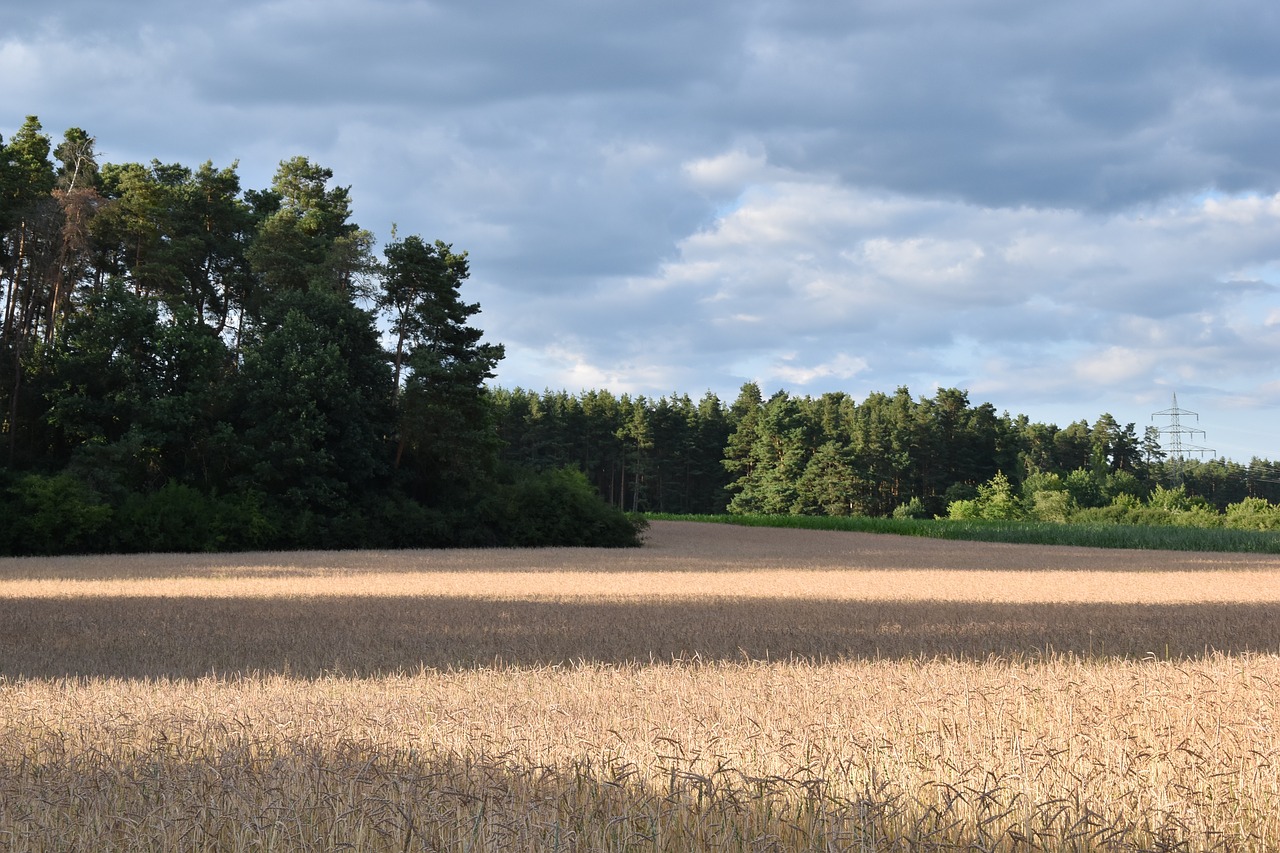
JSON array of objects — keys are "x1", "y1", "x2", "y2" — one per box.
[
  {"x1": 724, "y1": 1, "x2": 1280, "y2": 209},
  {"x1": 7, "y1": 0, "x2": 1280, "y2": 459}
]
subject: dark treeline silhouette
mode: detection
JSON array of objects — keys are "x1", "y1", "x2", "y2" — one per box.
[
  {"x1": 490, "y1": 388, "x2": 733, "y2": 516},
  {"x1": 493, "y1": 383, "x2": 1280, "y2": 521},
  {"x1": 0, "y1": 117, "x2": 642, "y2": 554}
]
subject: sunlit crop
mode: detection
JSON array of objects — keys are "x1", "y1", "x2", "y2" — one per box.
[{"x1": 2, "y1": 521, "x2": 1278, "y2": 850}]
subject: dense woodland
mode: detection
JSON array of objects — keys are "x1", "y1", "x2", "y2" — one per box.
[
  {"x1": 0, "y1": 117, "x2": 641, "y2": 554},
  {"x1": 3, "y1": 117, "x2": 1278, "y2": 555},
  {"x1": 491, "y1": 384, "x2": 1280, "y2": 523}
]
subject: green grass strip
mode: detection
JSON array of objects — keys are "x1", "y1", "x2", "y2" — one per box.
[{"x1": 645, "y1": 513, "x2": 1280, "y2": 554}]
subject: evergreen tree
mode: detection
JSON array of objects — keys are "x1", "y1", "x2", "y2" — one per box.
[
  {"x1": 232, "y1": 287, "x2": 394, "y2": 534},
  {"x1": 793, "y1": 440, "x2": 858, "y2": 515},
  {"x1": 726, "y1": 391, "x2": 813, "y2": 514},
  {"x1": 0, "y1": 121, "x2": 644, "y2": 554},
  {"x1": 246, "y1": 157, "x2": 373, "y2": 298},
  {"x1": 380, "y1": 235, "x2": 504, "y2": 505},
  {"x1": 1, "y1": 117, "x2": 58, "y2": 462},
  {"x1": 722, "y1": 382, "x2": 763, "y2": 493}
]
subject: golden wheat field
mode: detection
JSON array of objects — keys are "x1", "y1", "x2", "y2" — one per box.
[{"x1": 2, "y1": 521, "x2": 1279, "y2": 851}]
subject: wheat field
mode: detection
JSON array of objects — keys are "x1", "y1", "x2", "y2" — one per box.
[{"x1": 2, "y1": 520, "x2": 1279, "y2": 850}]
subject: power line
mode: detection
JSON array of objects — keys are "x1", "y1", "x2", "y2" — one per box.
[{"x1": 1151, "y1": 393, "x2": 1215, "y2": 483}]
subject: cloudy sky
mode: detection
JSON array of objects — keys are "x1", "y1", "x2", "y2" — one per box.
[{"x1": 5, "y1": 0, "x2": 1279, "y2": 461}]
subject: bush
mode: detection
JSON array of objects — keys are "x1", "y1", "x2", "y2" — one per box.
[
  {"x1": 113, "y1": 482, "x2": 218, "y2": 553},
  {"x1": 3, "y1": 473, "x2": 113, "y2": 555},
  {"x1": 1148, "y1": 484, "x2": 1200, "y2": 513},
  {"x1": 1102, "y1": 470, "x2": 1146, "y2": 503},
  {"x1": 1169, "y1": 505, "x2": 1224, "y2": 529},
  {"x1": 976, "y1": 472, "x2": 1021, "y2": 520},
  {"x1": 1020, "y1": 471, "x2": 1065, "y2": 499},
  {"x1": 364, "y1": 494, "x2": 456, "y2": 548},
  {"x1": 946, "y1": 498, "x2": 981, "y2": 520},
  {"x1": 0, "y1": 472, "x2": 16, "y2": 554},
  {"x1": 478, "y1": 467, "x2": 647, "y2": 547},
  {"x1": 892, "y1": 497, "x2": 931, "y2": 520},
  {"x1": 947, "y1": 472, "x2": 1022, "y2": 521},
  {"x1": 943, "y1": 482, "x2": 978, "y2": 504},
  {"x1": 210, "y1": 490, "x2": 278, "y2": 551},
  {"x1": 1072, "y1": 500, "x2": 1176, "y2": 527},
  {"x1": 1064, "y1": 468, "x2": 1105, "y2": 509},
  {"x1": 1029, "y1": 489, "x2": 1074, "y2": 523},
  {"x1": 1224, "y1": 497, "x2": 1280, "y2": 531},
  {"x1": 107, "y1": 484, "x2": 283, "y2": 553}
]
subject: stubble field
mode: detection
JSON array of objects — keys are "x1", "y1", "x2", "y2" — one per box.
[{"x1": 2, "y1": 520, "x2": 1279, "y2": 850}]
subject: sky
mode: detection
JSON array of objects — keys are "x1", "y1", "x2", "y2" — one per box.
[{"x1": 4, "y1": 0, "x2": 1279, "y2": 463}]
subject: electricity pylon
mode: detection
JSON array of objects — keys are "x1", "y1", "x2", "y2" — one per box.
[{"x1": 1151, "y1": 393, "x2": 1215, "y2": 483}]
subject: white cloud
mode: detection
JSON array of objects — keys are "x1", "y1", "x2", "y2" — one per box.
[
  {"x1": 770, "y1": 353, "x2": 870, "y2": 386},
  {"x1": 683, "y1": 144, "x2": 772, "y2": 193},
  {"x1": 1073, "y1": 347, "x2": 1158, "y2": 385},
  {"x1": 857, "y1": 237, "x2": 987, "y2": 288}
]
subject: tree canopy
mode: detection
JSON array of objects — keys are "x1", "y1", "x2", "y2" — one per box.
[
  {"x1": 0, "y1": 118, "x2": 642, "y2": 554},
  {"x1": 491, "y1": 383, "x2": 1280, "y2": 521}
]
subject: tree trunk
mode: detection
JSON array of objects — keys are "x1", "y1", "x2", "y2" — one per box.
[{"x1": 2, "y1": 225, "x2": 27, "y2": 342}]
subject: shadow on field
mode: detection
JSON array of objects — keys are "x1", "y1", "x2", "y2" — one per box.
[
  {"x1": 4, "y1": 596, "x2": 1279, "y2": 678},
  {"x1": 8, "y1": 521, "x2": 1280, "y2": 580}
]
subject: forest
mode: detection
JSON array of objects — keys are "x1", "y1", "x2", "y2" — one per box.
[
  {"x1": 490, "y1": 384, "x2": 1280, "y2": 524},
  {"x1": 3, "y1": 116, "x2": 1278, "y2": 556},
  {"x1": 0, "y1": 117, "x2": 641, "y2": 554}
]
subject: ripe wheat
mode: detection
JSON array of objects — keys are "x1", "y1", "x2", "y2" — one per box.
[{"x1": 1, "y1": 520, "x2": 1278, "y2": 850}]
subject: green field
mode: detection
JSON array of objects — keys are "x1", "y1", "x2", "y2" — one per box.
[{"x1": 648, "y1": 512, "x2": 1280, "y2": 553}]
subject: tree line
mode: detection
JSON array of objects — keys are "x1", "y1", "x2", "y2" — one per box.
[
  {"x1": 492, "y1": 384, "x2": 1280, "y2": 521},
  {"x1": 5, "y1": 117, "x2": 1275, "y2": 555},
  {"x1": 0, "y1": 116, "x2": 642, "y2": 554}
]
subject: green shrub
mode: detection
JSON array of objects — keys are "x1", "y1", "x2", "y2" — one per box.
[
  {"x1": 113, "y1": 482, "x2": 218, "y2": 553},
  {"x1": 4, "y1": 473, "x2": 113, "y2": 556},
  {"x1": 1072, "y1": 500, "x2": 1177, "y2": 527},
  {"x1": 1224, "y1": 497, "x2": 1280, "y2": 531},
  {"x1": 1148, "y1": 484, "x2": 1200, "y2": 513},
  {"x1": 0, "y1": 471, "x2": 16, "y2": 554},
  {"x1": 479, "y1": 467, "x2": 646, "y2": 547},
  {"x1": 1020, "y1": 471, "x2": 1066, "y2": 501},
  {"x1": 364, "y1": 494, "x2": 456, "y2": 548},
  {"x1": 943, "y1": 482, "x2": 978, "y2": 504},
  {"x1": 1169, "y1": 505, "x2": 1224, "y2": 529},
  {"x1": 892, "y1": 497, "x2": 931, "y2": 519},
  {"x1": 948, "y1": 472, "x2": 1022, "y2": 521},
  {"x1": 106, "y1": 484, "x2": 280, "y2": 553},
  {"x1": 976, "y1": 472, "x2": 1021, "y2": 520},
  {"x1": 1063, "y1": 468, "x2": 1106, "y2": 509},
  {"x1": 209, "y1": 490, "x2": 278, "y2": 551},
  {"x1": 1029, "y1": 489, "x2": 1074, "y2": 523},
  {"x1": 1102, "y1": 470, "x2": 1146, "y2": 503}
]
